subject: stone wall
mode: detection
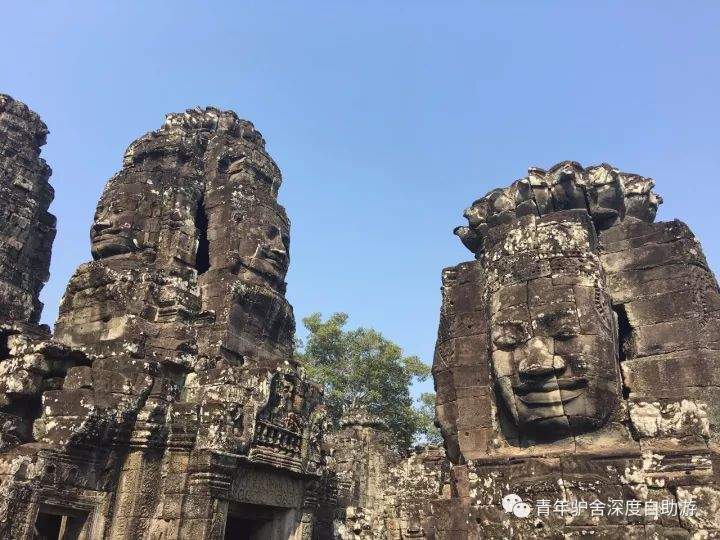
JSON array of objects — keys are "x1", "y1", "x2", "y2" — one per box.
[
  {"x1": 2, "y1": 97, "x2": 718, "y2": 539},
  {"x1": 329, "y1": 409, "x2": 449, "y2": 540}
]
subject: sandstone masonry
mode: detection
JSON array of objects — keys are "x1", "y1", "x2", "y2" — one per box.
[
  {"x1": 1, "y1": 96, "x2": 719, "y2": 539},
  {"x1": 0, "y1": 101, "x2": 329, "y2": 539},
  {"x1": 435, "y1": 162, "x2": 720, "y2": 538}
]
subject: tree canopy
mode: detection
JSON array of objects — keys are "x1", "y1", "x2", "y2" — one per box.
[
  {"x1": 295, "y1": 312, "x2": 438, "y2": 450},
  {"x1": 415, "y1": 392, "x2": 443, "y2": 445}
]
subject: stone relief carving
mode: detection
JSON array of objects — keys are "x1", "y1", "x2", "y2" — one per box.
[
  {"x1": 0, "y1": 94, "x2": 55, "y2": 326},
  {"x1": 485, "y1": 213, "x2": 621, "y2": 438}
]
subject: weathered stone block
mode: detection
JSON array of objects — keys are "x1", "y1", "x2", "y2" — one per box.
[
  {"x1": 452, "y1": 335, "x2": 490, "y2": 369},
  {"x1": 430, "y1": 498, "x2": 469, "y2": 532},
  {"x1": 624, "y1": 291, "x2": 702, "y2": 327},
  {"x1": 677, "y1": 485, "x2": 720, "y2": 530},
  {"x1": 622, "y1": 349, "x2": 720, "y2": 393}
]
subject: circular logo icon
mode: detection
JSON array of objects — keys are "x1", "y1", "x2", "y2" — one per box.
[
  {"x1": 512, "y1": 501, "x2": 533, "y2": 518},
  {"x1": 502, "y1": 494, "x2": 523, "y2": 513}
]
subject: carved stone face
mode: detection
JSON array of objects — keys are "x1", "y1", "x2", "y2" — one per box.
[
  {"x1": 90, "y1": 145, "x2": 200, "y2": 262},
  {"x1": 236, "y1": 205, "x2": 290, "y2": 291},
  {"x1": 490, "y1": 278, "x2": 620, "y2": 437},
  {"x1": 90, "y1": 198, "x2": 137, "y2": 259}
]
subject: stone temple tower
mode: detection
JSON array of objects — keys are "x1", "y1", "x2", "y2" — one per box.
[
  {"x1": 0, "y1": 94, "x2": 55, "y2": 327},
  {"x1": 433, "y1": 162, "x2": 720, "y2": 537},
  {"x1": 54, "y1": 106, "x2": 295, "y2": 370},
  {"x1": 0, "y1": 95, "x2": 57, "y2": 451},
  {"x1": 3, "y1": 97, "x2": 720, "y2": 539},
  {"x1": 0, "y1": 104, "x2": 329, "y2": 539}
]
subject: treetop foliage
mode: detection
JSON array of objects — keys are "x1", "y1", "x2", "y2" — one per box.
[{"x1": 295, "y1": 312, "x2": 438, "y2": 450}]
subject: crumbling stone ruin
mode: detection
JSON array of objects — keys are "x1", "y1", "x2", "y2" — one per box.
[
  {"x1": 0, "y1": 99, "x2": 328, "y2": 539},
  {"x1": 435, "y1": 161, "x2": 720, "y2": 537},
  {"x1": 328, "y1": 409, "x2": 448, "y2": 539},
  {"x1": 1, "y1": 94, "x2": 719, "y2": 540}
]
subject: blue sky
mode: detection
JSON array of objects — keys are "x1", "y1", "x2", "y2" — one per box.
[{"x1": 2, "y1": 2, "x2": 719, "y2": 399}]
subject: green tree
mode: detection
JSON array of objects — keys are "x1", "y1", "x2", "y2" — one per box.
[
  {"x1": 295, "y1": 312, "x2": 431, "y2": 450},
  {"x1": 415, "y1": 392, "x2": 443, "y2": 445}
]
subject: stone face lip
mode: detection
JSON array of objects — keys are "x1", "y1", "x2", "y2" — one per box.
[{"x1": 0, "y1": 94, "x2": 55, "y2": 325}]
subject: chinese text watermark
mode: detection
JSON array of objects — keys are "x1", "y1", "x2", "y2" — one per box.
[{"x1": 501, "y1": 494, "x2": 697, "y2": 519}]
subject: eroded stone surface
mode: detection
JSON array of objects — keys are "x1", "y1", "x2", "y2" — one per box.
[
  {"x1": 0, "y1": 94, "x2": 55, "y2": 327},
  {"x1": 0, "y1": 95, "x2": 60, "y2": 464},
  {"x1": 3, "y1": 105, "x2": 719, "y2": 539},
  {"x1": 328, "y1": 408, "x2": 449, "y2": 539},
  {"x1": 55, "y1": 106, "x2": 294, "y2": 369}
]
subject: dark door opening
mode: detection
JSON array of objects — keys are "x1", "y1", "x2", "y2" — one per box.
[
  {"x1": 34, "y1": 512, "x2": 62, "y2": 540},
  {"x1": 612, "y1": 303, "x2": 634, "y2": 399},
  {"x1": 613, "y1": 303, "x2": 633, "y2": 362},
  {"x1": 0, "y1": 331, "x2": 10, "y2": 359},
  {"x1": 224, "y1": 515, "x2": 267, "y2": 540},
  {"x1": 195, "y1": 197, "x2": 210, "y2": 275},
  {"x1": 33, "y1": 506, "x2": 88, "y2": 540},
  {"x1": 224, "y1": 503, "x2": 283, "y2": 540}
]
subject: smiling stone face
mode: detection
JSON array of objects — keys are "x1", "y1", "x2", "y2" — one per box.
[
  {"x1": 89, "y1": 139, "x2": 202, "y2": 265},
  {"x1": 235, "y1": 205, "x2": 290, "y2": 292},
  {"x1": 490, "y1": 279, "x2": 620, "y2": 436},
  {"x1": 90, "y1": 195, "x2": 139, "y2": 259},
  {"x1": 485, "y1": 213, "x2": 621, "y2": 437}
]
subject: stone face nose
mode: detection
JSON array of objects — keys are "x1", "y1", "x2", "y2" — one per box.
[
  {"x1": 267, "y1": 232, "x2": 288, "y2": 260},
  {"x1": 269, "y1": 236, "x2": 287, "y2": 255},
  {"x1": 518, "y1": 337, "x2": 565, "y2": 378},
  {"x1": 91, "y1": 221, "x2": 112, "y2": 235}
]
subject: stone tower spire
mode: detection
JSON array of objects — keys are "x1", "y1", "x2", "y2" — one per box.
[
  {"x1": 433, "y1": 161, "x2": 720, "y2": 538},
  {"x1": 0, "y1": 94, "x2": 55, "y2": 326},
  {"x1": 54, "y1": 106, "x2": 294, "y2": 371}
]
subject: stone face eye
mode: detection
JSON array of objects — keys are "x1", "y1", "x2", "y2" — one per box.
[
  {"x1": 553, "y1": 326, "x2": 577, "y2": 340},
  {"x1": 492, "y1": 322, "x2": 529, "y2": 349},
  {"x1": 533, "y1": 309, "x2": 579, "y2": 338}
]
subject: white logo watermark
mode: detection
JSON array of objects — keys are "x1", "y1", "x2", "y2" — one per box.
[
  {"x1": 501, "y1": 494, "x2": 533, "y2": 518},
  {"x1": 501, "y1": 494, "x2": 696, "y2": 519}
]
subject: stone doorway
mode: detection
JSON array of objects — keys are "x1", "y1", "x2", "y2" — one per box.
[{"x1": 224, "y1": 502, "x2": 297, "y2": 540}]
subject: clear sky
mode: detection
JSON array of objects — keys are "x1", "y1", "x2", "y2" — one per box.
[{"x1": 2, "y1": 2, "x2": 719, "y2": 400}]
